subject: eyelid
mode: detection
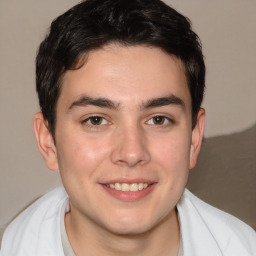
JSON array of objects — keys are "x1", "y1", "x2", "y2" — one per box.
[
  {"x1": 81, "y1": 113, "x2": 108, "y2": 121},
  {"x1": 81, "y1": 114, "x2": 112, "y2": 128},
  {"x1": 145, "y1": 114, "x2": 175, "y2": 126}
]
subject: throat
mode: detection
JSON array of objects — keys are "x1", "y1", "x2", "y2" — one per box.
[{"x1": 64, "y1": 206, "x2": 180, "y2": 256}]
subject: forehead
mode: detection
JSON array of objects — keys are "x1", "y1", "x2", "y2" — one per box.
[{"x1": 59, "y1": 44, "x2": 191, "y2": 110}]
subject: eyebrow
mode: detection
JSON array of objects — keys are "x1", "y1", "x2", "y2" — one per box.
[
  {"x1": 68, "y1": 96, "x2": 119, "y2": 110},
  {"x1": 141, "y1": 94, "x2": 185, "y2": 110},
  {"x1": 68, "y1": 94, "x2": 185, "y2": 111}
]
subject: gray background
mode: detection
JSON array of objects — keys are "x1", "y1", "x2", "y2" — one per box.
[{"x1": 0, "y1": 0, "x2": 255, "y2": 239}]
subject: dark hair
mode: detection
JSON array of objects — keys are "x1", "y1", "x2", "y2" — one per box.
[{"x1": 36, "y1": 0, "x2": 205, "y2": 138}]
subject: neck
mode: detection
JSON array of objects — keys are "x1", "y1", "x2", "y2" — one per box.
[{"x1": 65, "y1": 207, "x2": 180, "y2": 256}]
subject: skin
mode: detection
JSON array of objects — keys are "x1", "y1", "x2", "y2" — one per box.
[{"x1": 34, "y1": 44, "x2": 205, "y2": 256}]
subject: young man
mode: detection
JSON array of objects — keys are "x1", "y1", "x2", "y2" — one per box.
[{"x1": 1, "y1": 0, "x2": 255, "y2": 255}]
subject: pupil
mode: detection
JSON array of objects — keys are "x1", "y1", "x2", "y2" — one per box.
[
  {"x1": 154, "y1": 116, "x2": 164, "y2": 125},
  {"x1": 91, "y1": 116, "x2": 102, "y2": 125}
]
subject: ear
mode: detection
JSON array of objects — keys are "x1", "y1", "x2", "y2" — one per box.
[
  {"x1": 33, "y1": 112, "x2": 59, "y2": 171},
  {"x1": 189, "y1": 108, "x2": 205, "y2": 169}
]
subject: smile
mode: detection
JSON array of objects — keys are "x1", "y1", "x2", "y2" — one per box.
[
  {"x1": 105, "y1": 183, "x2": 149, "y2": 192},
  {"x1": 101, "y1": 181, "x2": 156, "y2": 201}
]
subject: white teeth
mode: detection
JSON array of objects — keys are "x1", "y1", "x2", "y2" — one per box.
[
  {"x1": 121, "y1": 183, "x2": 130, "y2": 191},
  {"x1": 130, "y1": 183, "x2": 138, "y2": 191},
  {"x1": 107, "y1": 183, "x2": 150, "y2": 192},
  {"x1": 138, "y1": 183, "x2": 144, "y2": 190},
  {"x1": 115, "y1": 183, "x2": 121, "y2": 190}
]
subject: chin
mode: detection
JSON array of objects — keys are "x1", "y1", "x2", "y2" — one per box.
[
  {"x1": 107, "y1": 223, "x2": 151, "y2": 237},
  {"x1": 104, "y1": 213, "x2": 156, "y2": 236}
]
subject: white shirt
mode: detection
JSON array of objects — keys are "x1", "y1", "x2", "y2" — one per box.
[{"x1": 1, "y1": 186, "x2": 255, "y2": 256}]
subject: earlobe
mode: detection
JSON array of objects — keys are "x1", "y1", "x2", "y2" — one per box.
[
  {"x1": 33, "y1": 112, "x2": 59, "y2": 171},
  {"x1": 189, "y1": 108, "x2": 205, "y2": 169}
]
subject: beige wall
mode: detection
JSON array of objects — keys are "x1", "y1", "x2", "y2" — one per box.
[{"x1": 1, "y1": 0, "x2": 255, "y2": 235}]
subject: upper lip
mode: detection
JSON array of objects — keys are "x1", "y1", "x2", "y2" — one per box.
[{"x1": 100, "y1": 178, "x2": 156, "y2": 185}]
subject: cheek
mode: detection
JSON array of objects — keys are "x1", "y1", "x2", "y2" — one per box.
[
  {"x1": 153, "y1": 133, "x2": 191, "y2": 168},
  {"x1": 56, "y1": 133, "x2": 111, "y2": 178},
  {"x1": 151, "y1": 131, "x2": 191, "y2": 192}
]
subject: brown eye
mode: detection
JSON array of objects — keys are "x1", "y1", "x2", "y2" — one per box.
[
  {"x1": 152, "y1": 116, "x2": 166, "y2": 125},
  {"x1": 147, "y1": 115, "x2": 173, "y2": 126},
  {"x1": 89, "y1": 116, "x2": 104, "y2": 125},
  {"x1": 82, "y1": 116, "x2": 108, "y2": 127}
]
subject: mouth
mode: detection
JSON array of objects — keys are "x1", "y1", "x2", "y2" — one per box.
[
  {"x1": 105, "y1": 182, "x2": 150, "y2": 192},
  {"x1": 100, "y1": 181, "x2": 156, "y2": 201}
]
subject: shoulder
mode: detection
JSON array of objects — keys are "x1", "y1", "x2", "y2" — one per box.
[
  {"x1": 1, "y1": 186, "x2": 68, "y2": 256},
  {"x1": 177, "y1": 189, "x2": 256, "y2": 255}
]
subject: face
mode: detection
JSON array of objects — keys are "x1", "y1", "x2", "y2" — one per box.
[{"x1": 35, "y1": 44, "x2": 204, "y2": 236}]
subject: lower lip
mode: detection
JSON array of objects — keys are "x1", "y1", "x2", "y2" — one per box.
[{"x1": 100, "y1": 183, "x2": 157, "y2": 202}]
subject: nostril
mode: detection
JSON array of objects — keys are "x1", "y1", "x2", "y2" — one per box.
[{"x1": 111, "y1": 147, "x2": 151, "y2": 167}]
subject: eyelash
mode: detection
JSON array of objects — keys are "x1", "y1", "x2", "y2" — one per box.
[
  {"x1": 81, "y1": 115, "x2": 110, "y2": 128},
  {"x1": 81, "y1": 114, "x2": 174, "y2": 129},
  {"x1": 146, "y1": 115, "x2": 174, "y2": 126}
]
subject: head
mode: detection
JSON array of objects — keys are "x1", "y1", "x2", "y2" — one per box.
[
  {"x1": 34, "y1": 0, "x2": 206, "y2": 240},
  {"x1": 36, "y1": 0, "x2": 205, "y2": 139}
]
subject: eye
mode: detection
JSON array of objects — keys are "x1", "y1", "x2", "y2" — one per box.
[
  {"x1": 82, "y1": 116, "x2": 108, "y2": 126},
  {"x1": 147, "y1": 115, "x2": 173, "y2": 126}
]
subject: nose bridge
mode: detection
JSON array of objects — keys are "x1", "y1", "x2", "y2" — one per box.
[{"x1": 111, "y1": 122, "x2": 150, "y2": 167}]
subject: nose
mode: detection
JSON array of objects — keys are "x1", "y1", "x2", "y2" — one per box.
[{"x1": 111, "y1": 124, "x2": 151, "y2": 167}]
